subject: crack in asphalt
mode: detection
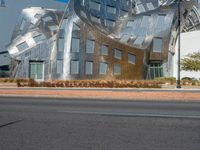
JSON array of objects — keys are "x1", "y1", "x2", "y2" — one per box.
[{"x1": 0, "y1": 120, "x2": 23, "y2": 128}]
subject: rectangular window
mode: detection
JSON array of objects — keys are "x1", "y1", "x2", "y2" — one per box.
[
  {"x1": 58, "y1": 39, "x2": 65, "y2": 52},
  {"x1": 33, "y1": 34, "x2": 46, "y2": 43},
  {"x1": 134, "y1": 36, "x2": 145, "y2": 45},
  {"x1": 70, "y1": 60, "x2": 79, "y2": 74},
  {"x1": 121, "y1": 34, "x2": 130, "y2": 43},
  {"x1": 91, "y1": 15, "x2": 101, "y2": 23},
  {"x1": 85, "y1": 61, "x2": 93, "y2": 75},
  {"x1": 86, "y1": 40, "x2": 95, "y2": 54},
  {"x1": 16, "y1": 42, "x2": 29, "y2": 51},
  {"x1": 20, "y1": 19, "x2": 26, "y2": 31},
  {"x1": 137, "y1": 3, "x2": 145, "y2": 13},
  {"x1": 147, "y1": 2, "x2": 154, "y2": 10},
  {"x1": 100, "y1": 45, "x2": 108, "y2": 55},
  {"x1": 128, "y1": 53, "x2": 136, "y2": 64},
  {"x1": 114, "y1": 48, "x2": 122, "y2": 60},
  {"x1": 99, "y1": 62, "x2": 108, "y2": 75},
  {"x1": 153, "y1": 38, "x2": 163, "y2": 53},
  {"x1": 106, "y1": 19, "x2": 115, "y2": 27},
  {"x1": 71, "y1": 38, "x2": 80, "y2": 52},
  {"x1": 89, "y1": 1, "x2": 101, "y2": 11},
  {"x1": 106, "y1": 5, "x2": 116, "y2": 14},
  {"x1": 114, "y1": 64, "x2": 121, "y2": 75},
  {"x1": 56, "y1": 60, "x2": 63, "y2": 74},
  {"x1": 120, "y1": 9, "x2": 128, "y2": 16},
  {"x1": 155, "y1": 15, "x2": 166, "y2": 34},
  {"x1": 29, "y1": 62, "x2": 44, "y2": 80}
]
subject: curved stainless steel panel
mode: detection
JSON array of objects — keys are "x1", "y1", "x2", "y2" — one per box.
[{"x1": 7, "y1": 0, "x2": 200, "y2": 80}]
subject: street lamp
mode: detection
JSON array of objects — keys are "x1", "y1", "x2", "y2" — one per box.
[{"x1": 177, "y1": 0, "x2": 181, "y2": 89}]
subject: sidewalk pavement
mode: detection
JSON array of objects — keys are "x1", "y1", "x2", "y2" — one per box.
[{"x1": 0, "y1": 87, "x2": 200, "y2": 101}]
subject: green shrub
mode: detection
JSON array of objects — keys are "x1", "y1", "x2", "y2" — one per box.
[{"x1": 154, "y1": 77, "x2": 176, "y2": 85}]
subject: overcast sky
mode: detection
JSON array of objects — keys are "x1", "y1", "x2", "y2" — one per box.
[{"x1": 0, "y1": 0, "x2": 66, "y2": 52}]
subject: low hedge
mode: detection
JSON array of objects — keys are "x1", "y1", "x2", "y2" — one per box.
[
  {"x1": 1, "y1": 77, "x2": 199, "y2": 87},
  {"x1": 16, "y1": 79, "x2": 162, "y2": 88},
  {"x1": 154, "y1": 77, "x2": 176, "y2": 85}
]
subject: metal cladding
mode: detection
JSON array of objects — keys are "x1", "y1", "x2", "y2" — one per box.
[{"x1": 7, "y1": 1, "x2": 200, "y2": 81}]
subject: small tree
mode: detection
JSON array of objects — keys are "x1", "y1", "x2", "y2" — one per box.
[{"x1": 181, "y1": 51, "x2": 200, "y2": 71}]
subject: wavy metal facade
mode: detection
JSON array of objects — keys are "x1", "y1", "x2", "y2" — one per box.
[{"x1": 7, "y1": 0, "x2": 200, "y2": 81}]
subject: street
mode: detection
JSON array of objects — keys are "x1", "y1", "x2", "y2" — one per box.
[{"x1": 0, "y1": 97, "x2": 200, "y2": 150}]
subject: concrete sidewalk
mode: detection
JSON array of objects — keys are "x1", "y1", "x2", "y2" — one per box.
[{"x1": 0, "y1": 87, "x2": 199, "y2": 101}]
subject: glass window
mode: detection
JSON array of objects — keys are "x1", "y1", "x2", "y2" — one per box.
[
  {"x1": 58, "y1": 39, "x2": 65, "y2": 52},
  {"x1": 86, "y1": 40, "x2": 95, "y2": 54},
  {"x1": 100, "y1": 45, "x2": 108, "y2": 56},
  {"x1": 114, "y1": 48, "x2": 122, "y2": 60},
  {"x1": 29, "y1": 62, "x2": 44, "y2": 80},
  {"x1": 137, "y1": 4, "x2": 145, "y2": 13},
  {"x1": 30, "y1": 64, "x2": 36, "y2": 79},
  {"x1": 106, "y1": 19, "x2": 115, "y2": 27},
  {"x1": 20, "y1": 19, "x2": 26, "y2": 30},
  {"x1": 70, "y1": 60, "x2": 79, "y2": 74},
  {"x1": 128, "y1": 53, "x2": 136, "y2": 64},
  {"x1": 16, "y1": 42, "x2": 29, "y2": 51},
  {"x1": 114, "y1": 64, "x2": 121, "y2": 75},
  {"x1": 155, "y1": 15, "x2": 166, "y2": 34},
  {"x1": 147, "y1": 2, "x2": 154, "y2": 10},
  {"x1": 91, "y1": 15, "x2": 101, "y2": 23},
  {"x1": 120, "y1": 9, "x2": 128, "y2": 16},
  {"x1": 33, "y1": 34, "x2": 46, "y2": 43},
  {"x1": 71, "y1": 38, "x2": 80, "y2": 52},
  {"x1": 106, "y1": 5, "x2": 116, "y2": 14},
  {"x1": 37, "y1": 64, "x2": 43, "y2": 80},
  {"x1": 89, "y1": 1, "x2": 101, "y2": 11},
  {"x1": 134, "y1": 36, "x2": 145, "y2": 45},
  {"x1": 140, "y1": 15, "x2": 150, "y2": 35},
  {"x1": 99, "y1": 62, "x2": 108, "y2": 75},
  {"x1": 121, "y1": 34, "x2": 130, "y2": 42},
  {"x1": 56, "y1": 60, "x2": 63, "y2": 74},
  {"x1": 85, "y1": 61, "x2": 93, "y2": 75},
  {"x1": 59, "y1": 29, "x2": 65, "y2": 38},
  {"x1": 153, "y1": 38, "x2": 163, "y2": 53}
]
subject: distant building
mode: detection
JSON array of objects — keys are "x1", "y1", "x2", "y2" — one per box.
[{"x1": 7, "y1": 0, "x2": 200, "y2": 81}]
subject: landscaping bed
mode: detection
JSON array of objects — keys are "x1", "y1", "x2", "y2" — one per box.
[{"x1": 0, "y1": 77, "x2": 199, "y2": 88}]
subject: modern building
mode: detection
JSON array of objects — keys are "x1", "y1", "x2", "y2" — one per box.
[{"x1": 7, "y1": 0, "x2": 200, "y2": 81}]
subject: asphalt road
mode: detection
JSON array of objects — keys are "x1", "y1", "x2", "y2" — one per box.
[{"x1": 0, "y1": 97, "x2": 200, "y2": 150}]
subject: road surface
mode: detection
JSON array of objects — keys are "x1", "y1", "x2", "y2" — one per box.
[{"x1": 0, "y1": 97, "x2": 200, "y2": 150}]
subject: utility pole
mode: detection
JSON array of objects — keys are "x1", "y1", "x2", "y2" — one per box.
[{"x1": 177, "y1": 0, "x2": 181, "y2": 89}]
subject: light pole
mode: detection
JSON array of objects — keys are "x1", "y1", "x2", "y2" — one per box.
[{"x1": 177, "y1": 0, "x2": 181, "y2": 89}]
